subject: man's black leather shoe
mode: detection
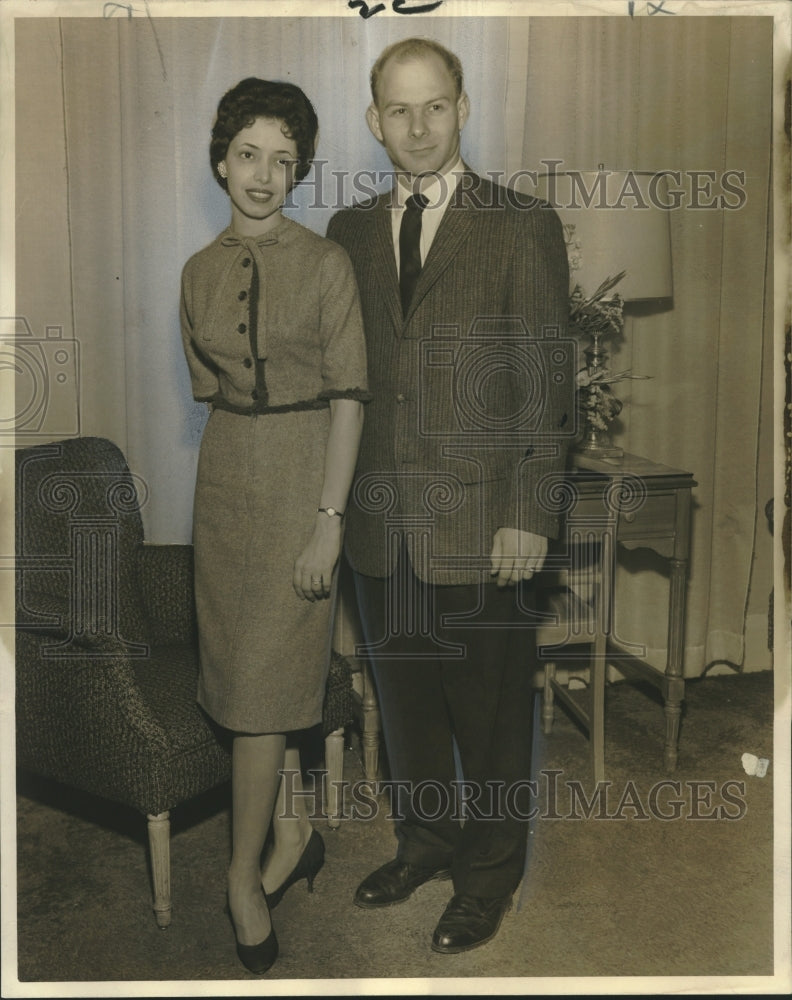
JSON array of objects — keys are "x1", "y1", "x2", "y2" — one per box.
[
  {"x1": 354, "y1": 858, "x2": 451, "y2": 908},
  {"x1": 431, "y1": 893, "x2": 512, "y2": 953}
]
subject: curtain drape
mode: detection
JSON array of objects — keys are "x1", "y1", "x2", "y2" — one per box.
[{"x1": 15, "y1": 13, "x2": 773, "y2": 676}]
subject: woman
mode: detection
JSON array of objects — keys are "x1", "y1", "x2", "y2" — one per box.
[{"x1": 180, "y1": 78, "x2": 368, "y2": 975}]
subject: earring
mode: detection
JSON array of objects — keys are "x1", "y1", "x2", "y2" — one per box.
[{"x1": 218, "y1": 163, "x2": 227, "y2": 179}]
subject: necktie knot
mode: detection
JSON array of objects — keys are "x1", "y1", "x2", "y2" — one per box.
[{"x1": 405, "y1": 192, "x2": 429, "y2": 213}]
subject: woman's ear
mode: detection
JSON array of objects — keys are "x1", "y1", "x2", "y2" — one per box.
[{"x1": 218, "y1": 161, "x2": 228, "y2": 179}]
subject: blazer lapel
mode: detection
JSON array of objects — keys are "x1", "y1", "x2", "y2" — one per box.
[
  {"x1": 368, "y1": 193, "x2": 403, "y2": 335},
  {"x1": 404, "y1": 171, "x2": 480, "y2": 324}
]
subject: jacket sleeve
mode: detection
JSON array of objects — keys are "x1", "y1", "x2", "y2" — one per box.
[
  {"x1": 179, "y1": 260, "x2": 220, "y2": 403},
  {"x1": 505, "y1": 202, "x2": 574, "y2": 540},
  {"x1": 317, "y1": 243, "x2": 371, "y2": 403}
]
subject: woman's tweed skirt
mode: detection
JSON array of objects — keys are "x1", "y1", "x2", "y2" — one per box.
[{"x1": 193, "y1": 407, "x2": 335, "y2": 733}]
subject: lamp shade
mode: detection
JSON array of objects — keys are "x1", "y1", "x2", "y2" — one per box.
[{"x1": 535, "y1": 169, "x2": 673, "y2": 301}]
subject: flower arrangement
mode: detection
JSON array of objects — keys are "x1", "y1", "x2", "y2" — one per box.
[
  {"x1": 571, "y1": 272, "x2": 628, "y2": 433},
  {"x1": 563, "y1": 225, "x2": 650, "y2": 438},
  {"x1": 569, "y1": 272, "x2": 625, "y2": 342},
  {"x1": 576, "y1": 364, "x2": 627, "y2": 432}
]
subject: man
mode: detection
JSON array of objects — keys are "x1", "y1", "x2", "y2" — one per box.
[{"x1": 327, "y1": 37, "x2": 572, "y2": 953}]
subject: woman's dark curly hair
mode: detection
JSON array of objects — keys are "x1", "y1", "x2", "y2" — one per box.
[{"x1": 210, "y1": 78, "x2": 318, "y2": 189}]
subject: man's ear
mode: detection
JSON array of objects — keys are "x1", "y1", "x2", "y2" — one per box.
[
  {"x1": 366, "y1": 103, "x2": 384, "y2": 143},
  {"x1": 457, "y1": 92, "x2": 470, "y2": 132}
]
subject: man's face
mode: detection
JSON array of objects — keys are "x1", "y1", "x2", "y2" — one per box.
[{"x1": 367, "y1": 52, "x2": 469, "y2": 180}]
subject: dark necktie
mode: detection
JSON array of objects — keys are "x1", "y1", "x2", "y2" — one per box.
[{"x1": 399, "y1": 193, "x2": 428, "y2": 317}]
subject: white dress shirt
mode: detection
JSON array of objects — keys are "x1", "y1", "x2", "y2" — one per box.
[{"x1": 391, "y1": 159, "x2": 466, "y2": 277}]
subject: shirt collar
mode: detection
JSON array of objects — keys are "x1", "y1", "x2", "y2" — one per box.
[{"x1": 394, "y1": 158, "x2": 465, "y2": 212}]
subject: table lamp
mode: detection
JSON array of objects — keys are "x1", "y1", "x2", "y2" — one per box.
[{"x1": 536, "y1": 166, "x2": 673, "y2": 458}]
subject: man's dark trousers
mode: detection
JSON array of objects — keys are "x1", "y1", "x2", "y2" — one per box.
[{"x1": 354, "y1": 543, "x2": 537, "y2": 899}]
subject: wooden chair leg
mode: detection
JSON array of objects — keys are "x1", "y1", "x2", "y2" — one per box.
[
  {"x1": 360, "y1": 661, "x2": 381, "y2": 781},
  {"x1": 146, "y1": 811, "x2": 172, "y2": 928},
  {"x1": 542, "y1": 661, "x2": 556, "y2": 734},
  {"x1": 324, "y1": 727, "x2": 345, "y2": 830}
]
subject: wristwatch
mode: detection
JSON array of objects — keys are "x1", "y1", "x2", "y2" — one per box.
[{"x1": 318, "y1": 506, "x2": 344, "y2": 518}]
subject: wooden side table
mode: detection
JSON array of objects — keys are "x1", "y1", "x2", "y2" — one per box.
[{"x1": 540, "y1": 452, "x2": 697, "y2": 782}]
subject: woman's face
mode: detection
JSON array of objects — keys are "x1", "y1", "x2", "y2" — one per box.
[{"x1": 219, "y1": 117, "x2": 299, "y2": 236}]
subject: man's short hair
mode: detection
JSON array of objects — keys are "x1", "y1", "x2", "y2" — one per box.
[{"x1": 370, "y1": 37, "x2": 464, "y2": 106}]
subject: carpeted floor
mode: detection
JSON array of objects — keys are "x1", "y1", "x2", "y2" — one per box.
[{"x1": 11, "y1": 670, "x2": 780, "y2": 991}]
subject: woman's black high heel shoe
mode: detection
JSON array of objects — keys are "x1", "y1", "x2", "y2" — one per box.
[
  {"x1": 236, "y1": 929, "x2": 278, "y2": 976},
  {"x1": 229, "y1": 888, "x2": 279, "y2": 975},
  {"x1": 265, "y1": 829, "x2": 325, "y2": 908}
]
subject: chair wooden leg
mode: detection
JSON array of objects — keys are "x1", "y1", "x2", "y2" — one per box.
[
  {"x1": 324, "y1": 728, "x2": 345, "y2": 830},
  {"x1": 542, "y1": 662, "x2": 556, "y2": 734},
  {"x1": 147, "y1": 811, "x2": 172, "y2": 928},
  {"x1": 360, "y1": 661, "x2": 381, "y2": 781}
]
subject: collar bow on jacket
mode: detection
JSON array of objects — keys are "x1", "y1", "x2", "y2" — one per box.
[{"x1": 220, "y1": 233, "x2": 280, "y2": 250}]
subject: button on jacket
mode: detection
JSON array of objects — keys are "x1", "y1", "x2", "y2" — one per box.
[{"x1": 180, "y1": 215, "x2": 369, "y2": 412}]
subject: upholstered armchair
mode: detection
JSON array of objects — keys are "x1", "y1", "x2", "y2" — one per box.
[{"x1": 15, "y1": 436, "x2": 232, "y2": 927}]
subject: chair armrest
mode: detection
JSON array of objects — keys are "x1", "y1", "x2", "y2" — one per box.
[{"x1": 138, "y1": 544, "x2": 197, "y2": 645}]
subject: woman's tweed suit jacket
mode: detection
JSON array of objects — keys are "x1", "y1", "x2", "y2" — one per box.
[
  {"x1": 327, "y1": 172, "x2": 573, "y2": 586},
  {"x1": 180, "y1": 217, "x2": 369, "y2": 410}
]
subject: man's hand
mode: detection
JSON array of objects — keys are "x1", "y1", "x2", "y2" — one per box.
[{"x1": 489, "y1": 528, "x2": 548, "y2": 588}]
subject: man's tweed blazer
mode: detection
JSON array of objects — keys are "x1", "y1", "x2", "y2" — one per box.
[{"x1": 327, "y1": 172, "x2": 574, "y2": 585}]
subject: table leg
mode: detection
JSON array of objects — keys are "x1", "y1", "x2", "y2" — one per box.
[
  {"x1": 590, "y1": 524, "x2": 614, "y2": 785},
  {"x1": 591, "y1": 638, "x2": 606, "y2": 785},
  {"x1": 663, "y1": 556, "x2": 688, "y2": 771}
]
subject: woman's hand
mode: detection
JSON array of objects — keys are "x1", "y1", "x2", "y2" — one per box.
[{"x1": 293, "y1": 514, "x2": 343, "y2": 602}]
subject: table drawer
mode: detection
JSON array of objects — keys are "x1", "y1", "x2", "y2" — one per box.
[{"x1": 618, "y1": 491, "x2": 677, "y2": 538}]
